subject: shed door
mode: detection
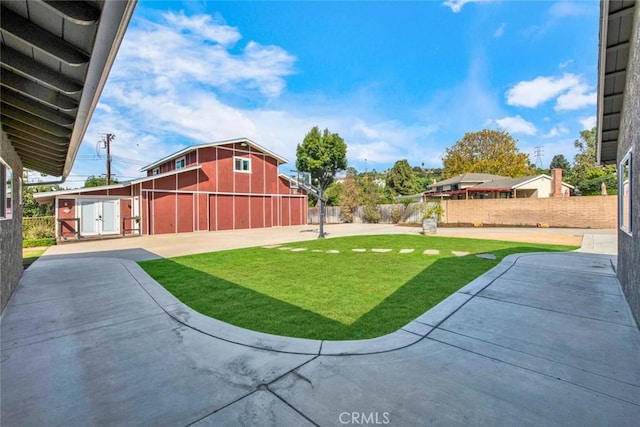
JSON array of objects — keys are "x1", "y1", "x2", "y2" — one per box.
[{"x1": 79, "y1": 199, "x2": 120, "y2": 236}]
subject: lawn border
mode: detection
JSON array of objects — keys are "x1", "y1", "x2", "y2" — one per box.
[{"x1": 117, "y1": 252, "x2": 536, "y2": 356}]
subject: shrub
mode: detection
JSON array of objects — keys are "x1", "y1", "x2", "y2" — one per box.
[
  {"x1": 391, "y1": 206, "x2": 403, "y2": 224},
  {"x1": 23, "y1": 238, "x2": 55, "y2": 248},
  {"x1": 23, "y1": 216, "x2": 55, "y2": 239},
  {"x1": 363, "y1": 205, "x2": 381, "y2": 223}
]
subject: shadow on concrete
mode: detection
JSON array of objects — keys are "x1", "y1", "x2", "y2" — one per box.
[{"x1": 41, "y1": 248, "x2": 161, "y2": 262}]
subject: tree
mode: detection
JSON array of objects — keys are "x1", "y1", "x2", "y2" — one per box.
[
  {"x1": 571, "y1": 127, "x2": 597, "y2": 187},
  {"x1": 323, "y1": 181, "x2": 343, "y2": 206},
  {"x1": 296, "y1": 127, "x2": 347, "y2": 191},
  {"x1": 84, "y1": 175, "x2": 118, "y2": 187},
  {"x1": 442, "y1": 129, "x2": 534, "y2": 178},
  {"x1": 22, "y1": 171, "x2": 61, "y2": 217},
  {"x1": 386, "y1": 160, "x2": 417, "y2": 196},
  {"x1": 549, "y1": 154, "x2": 572, "y2": 176},
  {"x1": 340, "y1": 174, "x2": 361, "y2": 223},
  {"x1": 296, "y1": 126, "x2": 347, "y2": 237}
]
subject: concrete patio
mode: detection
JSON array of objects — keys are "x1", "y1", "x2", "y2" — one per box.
[{"x1": 1, "y1": 226, "x2": 638, "y2": 425}]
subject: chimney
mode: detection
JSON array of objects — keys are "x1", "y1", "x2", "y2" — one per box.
[{"x1": 550, "y1": 168, "x2": 563, "y2": 197}]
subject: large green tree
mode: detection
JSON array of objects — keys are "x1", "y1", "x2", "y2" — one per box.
[
  {"x1": 296, "y1": 126, "x2": 347, "y2": 192},
  {"x1": 84, "y1": 175, "x2": 118, "y2": 187},
  {"x1": 386, "y1": 159, "x2": 416, "y2": 196},
  {"x1": 442, "y1": 129, "x2": 534, "y2": 178},
  {"x1": 549, "y1": 154, "x2": 572, "y2": 176},
  {"x1": 571, "y1": 127, "x2": 597, "y2": 186}
]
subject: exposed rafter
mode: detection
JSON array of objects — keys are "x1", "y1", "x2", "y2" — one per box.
[{"x1": 0, "y1": 0, "x2": 137, "y2": 179}]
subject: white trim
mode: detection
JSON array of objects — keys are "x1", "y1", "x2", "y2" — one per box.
[
  {"x1": 34, "y1": 165, "x2": 203, "y2": 201},
  {"x1": 175, "y1": 156, "x2": 186, "y2": 170},
  {"x1": 234, "y1": 156, "x2": 251, "y2": 173},
  {"x1": 152, "y1": 167, "x2": 160, "y2": 176},
  {"x1": 139, "y1": 188, "x2": 307, "y2": 198},
  {"x1": 140, "y1": 137, "x2": 288, "y2": 172},
  {"x1": 54, "y1": 197, "x2": 59, "y2": 239},
  {"x1": 619, "y1": 149, "x2": 633, "y2": 236}
]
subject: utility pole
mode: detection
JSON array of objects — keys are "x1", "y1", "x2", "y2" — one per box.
[{"x1": 100, "y1": 133, "x2": 115, "y2": 185}]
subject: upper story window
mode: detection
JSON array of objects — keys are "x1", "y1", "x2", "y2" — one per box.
[
  {"x1": 234, "y1": 157, "x2": 251, "y2": 173},
  {"x1": 175, "y1": 156, "x2": 186, "y2": 170},
  {"x1": 152, "y1": 167, "x2": 160, "y2": 176},
  {"x1": 1, "y1": 158, "x2": 13, "y2": 220}
]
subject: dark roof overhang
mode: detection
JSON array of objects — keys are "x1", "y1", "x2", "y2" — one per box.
[
  {"x1": 1, "y1": 0, "x2": 137, "y2": 180},
  {"x1": 597, "y1": 0, "x2": 636, "y2": 165}
]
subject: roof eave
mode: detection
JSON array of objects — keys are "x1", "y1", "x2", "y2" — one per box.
[
  {"x1": 62, "y1": 1, "x2": 138, "y2": 180},
  {"x1": 596, "y1": 0, "x2": 610, "y2": 166}
]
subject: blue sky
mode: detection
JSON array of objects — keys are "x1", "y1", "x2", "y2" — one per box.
[{"x1": 66, "y1": 0, "x2": 600, "y2": 186}]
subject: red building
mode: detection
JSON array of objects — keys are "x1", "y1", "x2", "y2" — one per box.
[{"x1": 35, "y1": 138, "x2": 308, "y2": 239}]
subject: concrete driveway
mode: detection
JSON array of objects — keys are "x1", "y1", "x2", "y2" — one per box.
[
  {"x1": 40, "y1": 223, "x2": 602, "y2": 261},
  {"x1": 1, "y1": 225, "x2": 637, "y2": 425}
]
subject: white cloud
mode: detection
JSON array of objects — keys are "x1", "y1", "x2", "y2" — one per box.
[
  {"x1": 522, "y1": 1, "x2": 597, "y2": 39},
  {"x1": 506, "y1": 73, "x2": 580, "y2": 108},
  {"x1": 543, "y1": 125, "x2": 569, "y2": 138},
  {"x1": 548, "y1": 1, "x2": 591, "y2": 19},
  {"x1": 442, "y1": 0, "x2": 492, "y2": 13},
  {"x1": 494, "y1": 115, "x2": 537, "y2": 135},
  {"x1": 112, "y1": 13, "x2": 296, "y2": 98},
  {"x1": 163, "y1": 11, "x2": 241, "y2": 46},
  {"x1": 555, "y1": 84, "x2": 596, "y2": 111},
  {"x1": 579, "y1": 115, "x2": 596, "y2": 130},
  {"x1": 493, "y1": 23, "x2": 506, "y2": 38},
  {"x1": 558, "y1": 59, "x2": 574, "y2": 69}
]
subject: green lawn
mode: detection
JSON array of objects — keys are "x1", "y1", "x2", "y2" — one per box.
[
  {"x1": 23, "y1": 247, "x2": 47, "y2": 268},
  {"x1": 139, "y1": 234, "x2": 577, "y2": 340}
]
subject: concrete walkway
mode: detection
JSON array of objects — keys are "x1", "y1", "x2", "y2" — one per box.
[
  {"x1": 1, "y1": 227, "x2": 638, "y2": 425},
  {"x1": 41, "y1": 223, "x2": 601, "y2": 261}
]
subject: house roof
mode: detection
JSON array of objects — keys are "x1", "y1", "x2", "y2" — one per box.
[
  {"x1": 596, "y1": 1, "x2": 636, "y2": 165},
  {"x1": 428, "y1": 173, "x2": 508, "y2": 189},
  {"x1": 140, "y1": 138, "x2": 289, "y2": 172},
  {"x1": 1, "y1": 0, "x2": 137, "y2": 179},
  {"x1": 34, "y1": 164, "x2": 202, "y2": 204},
  {"x1": 472, "y1": 174, "x2": 575, "y2": 190}
]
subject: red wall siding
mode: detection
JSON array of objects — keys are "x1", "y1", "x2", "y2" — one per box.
[
  {"x1": 281, "y1": 197, "x2": 291, "y2": 226},
  {"x1": 208, "y1": 195, "x2": 217, "y2": 231},
  {"x1": 198, "y1": 193, "x2": 207, "y2": 231},
  {"x1": 216, "y1": 195, "x2": 233, "y2": 230},
  {"x1": 235, "y1": 196, "x2": 250, "y2": 229},
  {"x1": 142, "y1": 193, "x2": 149, "y2": 235},
  {"x1": 289, "y1": 197, "x2": 301, "y2": 225},
  {"x1": 155, "y1": 175, "x2": 176, "y2": 191},
  {"x1": 234, "y1": 165, "x2": 251, "y2": 194},
  {"x1": 217, "y1": 149, "x2": 234, "y2": 193},
  {"x1": 120, "y1": 199, "x2": 133, "y2": 235},
  {"x1": 177, "y1": 193, "x2": 193, "y2": 233},
  {"x1": 58, "y1": 198, "x2": 77, "y2": 238},
  {"x1": 250, "y1": 197, "x2": 264, "y2": 228},
  {"x1": 199, "y1": 148, "x2": 216, "y2": 192},
  {"x1": 265, "y1": 157, "x2": 278, "y2": 194},
  {"x1": 251, "y1": 153, "x2": 265, "y2": 194},
  {"x1": 178, "y1": 169, "x2": 198, "y2": 191},
  {"x1": 265, "y1": 197, "x2": 272, "y2": 227},
  {"x1": 153, "y1": 193, "x2": 176, "y2": 234}
]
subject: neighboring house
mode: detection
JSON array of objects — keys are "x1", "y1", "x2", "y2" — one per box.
[
  {"x1": 597, "y1": 1, "x2": 639, "y2": 325},
  {"x1": 34, "y1": 138, "x2": 308, "y2": 239},
  {"x1": 0, "y1": 1, "x2": 137, "y2": 312},
  {"x1": 426, "y1": 171, "x2": 573, "y2": 199}
]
